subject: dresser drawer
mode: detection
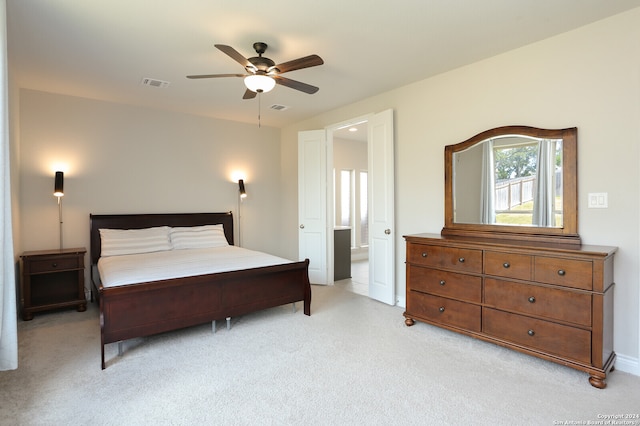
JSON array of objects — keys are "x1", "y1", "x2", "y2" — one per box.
[
  {"x1": 407, "y1": 292, "x2": 481, "y2": 332},
  {"x1": 484, "y1": 251, "x2": 532, "y2": 280},
  {"x1": 534, "y1": 256, "x2": 593, "y2": 290},
  {"x1": 484, "y1": 278, "x2": 592, "y2": 326},
  {"x1": 407, "y1": 243, "x2": 482, "y2": 273},
  {"x1": 483, "y1": 308, "x2": 591, "y2": 364},
  {"x1": 28, "y1": 256, "x2": 81, "y2": 274},
  {"x1": 408, "y1": 265, "x2": 482, "y2": 303}
]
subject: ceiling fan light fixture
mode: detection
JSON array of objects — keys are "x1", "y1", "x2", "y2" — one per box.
[{"x1": 244, "y1": 74, "x2": 276, "y2": 93}]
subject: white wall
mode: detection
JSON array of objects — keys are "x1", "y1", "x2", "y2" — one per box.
[
  {"x1": 18, "y1": 89, "x2": 285, "y2": 284},
  {"x1": 281, "y1": 8, "x2": 640, "y2": 373}
]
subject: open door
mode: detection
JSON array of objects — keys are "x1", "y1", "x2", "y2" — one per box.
[
  {"x1": 298, "y1": 130, "x2": 329, "y2": 284},
  {"x1": 298, "y1": 110, "x2": 394, "y2": 297},
  {"x1": 367, "y1": 109, "x2": 395, "y2": 305}
]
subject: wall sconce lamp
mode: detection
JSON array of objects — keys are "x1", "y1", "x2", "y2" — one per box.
[
  {"x1": 238, "y1": 179, "x2": 247, "y2": 199},
  {"x1": 53, "y1": 171, "x2": 64, "y2": 250},
  {"x1": 237, "y1": 179, "x2": 247, "y2": 247}
]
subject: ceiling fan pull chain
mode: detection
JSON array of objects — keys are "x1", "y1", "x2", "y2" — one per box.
[{"x1": 258, "y1": 92, "x2": 262, "y2": 128}]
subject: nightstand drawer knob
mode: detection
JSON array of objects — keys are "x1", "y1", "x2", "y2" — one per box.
[
  {"x1": 503, "y1": 262, "x2": 510, "y2": 268},
  {"x1": 557, "y1": 269, "x2": 566, "y2": 276},
  {"x1": 458, "y1": 257, "x2": 465, "y2": 263},
  {"x1": 421, "y1": 252, "x2": 427, "y2": 258},
  {"x1": 439, "y1": 307, "x2": 445, "y2": 313},
  {"x1": 439, "y1": 280, "x2": 446, "y2": 286},
  {"x1": 52, "y1": 263, "x2": 58, "y2": 268},
  {"x1": 527, "y1": 329, "x2": 535, "y2": 337},
  {"x1": 528, "y1": 296, "x2": 536, "y2": 303}
]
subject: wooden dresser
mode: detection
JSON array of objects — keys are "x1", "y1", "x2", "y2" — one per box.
[{"x1": 404, "y1": 233, "x2": 616, "y2": 388}]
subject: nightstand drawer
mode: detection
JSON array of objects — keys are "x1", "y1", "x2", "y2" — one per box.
[
  {"x1": 407, "y1": 292, "x2": 481, "y2": 332},
  {"x1": 28, "y1": 256, "x2": 81, "y2": 274},
  {"x1": 406, "y1": 243, "x2": 482, "y2": 273},
  {"x1": 483, "y1": 308, "x2": 591, "y2": 364},
  {"x1": 408, "y1": 265, "x2": 482, "y2": 303},
  {"x1": 484, "y1": 278, "x2": 591, "y2": 326},
  {"x1": 534, "y1": 256, "x2": 593, "y2": 290}
]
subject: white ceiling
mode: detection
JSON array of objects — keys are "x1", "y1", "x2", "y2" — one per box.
[{"x1": 7, "y1": 1, "x2": 640, "y2": 129}]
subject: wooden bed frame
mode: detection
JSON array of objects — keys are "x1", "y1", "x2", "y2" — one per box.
[{"x1": 89, "y1": 212, "x2": 311, "y2": 369}]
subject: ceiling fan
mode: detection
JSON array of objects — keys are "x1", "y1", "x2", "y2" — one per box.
[{"x1": 187, "y1": 42, "x2": 324, "y2": 99}]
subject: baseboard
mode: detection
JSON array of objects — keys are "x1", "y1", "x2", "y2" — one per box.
[{"x1": 614, "y1": 353, "x2": 640, "y2": 376}]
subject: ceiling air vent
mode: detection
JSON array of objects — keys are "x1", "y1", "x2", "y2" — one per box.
[
  {"x1": 270, "y1": 104, "x2": 290, "y2": 111},
  {"x1": 141, "y1": 77, "x2": 170, "y2": 88}
]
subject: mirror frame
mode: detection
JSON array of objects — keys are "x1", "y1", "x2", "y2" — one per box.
[{"x1": 442, "y1": 125, "x2": 580, "y2": 246}]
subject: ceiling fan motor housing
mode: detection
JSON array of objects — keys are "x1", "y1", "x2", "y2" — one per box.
[
  {"x1": 247, "y1": 42, "x2": 277, "y2": 73},
  {"x1": 247, "y1": 56, "x2": 276, "y2": 73}
]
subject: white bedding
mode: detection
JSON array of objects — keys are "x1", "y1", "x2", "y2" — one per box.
[{"x1": 98, "y1": 246, "x2": 293, "y2": 288}]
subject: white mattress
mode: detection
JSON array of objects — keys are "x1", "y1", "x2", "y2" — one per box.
[{"x1": 97, "y1": 246, "x2": 293, "y2": 288}]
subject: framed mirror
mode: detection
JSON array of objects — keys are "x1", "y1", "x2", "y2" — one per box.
[{"x1": 442, "y1": 126, "x2": 579, "y2": 246}]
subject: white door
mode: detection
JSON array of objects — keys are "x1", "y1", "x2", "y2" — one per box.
[
  {"x1": 298, "y1": 130, "x2": 328, "y2": 284},
  {"x1": 367, "y1": 109, "x2": 395, "y2": 305}
]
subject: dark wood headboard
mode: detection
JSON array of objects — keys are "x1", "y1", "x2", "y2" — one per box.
[{"x1": 89, "y1": 212, "x2": 234, "y2": 265}]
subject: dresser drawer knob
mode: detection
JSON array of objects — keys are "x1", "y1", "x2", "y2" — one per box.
[
  {"x1": 52, "y1": 263, "x2": 58, "y2": 268},
  {"x1": 439, "y1": 280, "x2": 446, "y2": 286},
  {"x1": 527, "y1": 329, "x2": 535, "y2": 336},
  {"x1": 557, "y1": 269, "x2": 566, "y2": 276},
  {"x1": 421, "y1": 252, "x2": 427, "y2": 258},
  {"x1": 438, "y1": 307, "x2": 445, "y2": 313},
  {"x1": 528, "y1": 296, "x2": 536, "y2": 303},
  {"x1": 503, "y1": 262, "x2": 510, "y2": 268},
  {"x1": 458, "y1": 257, "x2": 465, "y2": 263}
]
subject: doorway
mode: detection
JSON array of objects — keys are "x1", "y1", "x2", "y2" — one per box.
[
  {"x1": 298, "y1": 109, "x2": 395, "y2": 305},
  {"x1": 332, "y1": 120, "x2": 369, "y2": 296}
]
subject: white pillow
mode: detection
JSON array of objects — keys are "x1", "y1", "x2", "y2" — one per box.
[
  {"x1": 170, "y1": 224, "x2": 229, "y2": 250},
  {"x1": 99, "y1": 226, "x2": 172, "y2": 257}
]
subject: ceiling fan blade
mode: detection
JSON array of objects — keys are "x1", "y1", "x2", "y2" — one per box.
[
  {"x1": 186, "y1": 73, "x2": 245, "y2": 79},
  {"x1": 214, "y1": 44, "x2": 256, "y2": 71},
  {"x1": 273, "y1": 75, "x2": 319, "y2": 94},
  {"x1": 242, "y1": 89, "x2": 257, "y2": 100},
  {"x1": 272, "y1": 54, "x2": 324, "y2": 74}
]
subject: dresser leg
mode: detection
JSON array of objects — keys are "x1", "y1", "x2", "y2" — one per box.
[
  {"x1": 77, "y1": 302, "x2": 87, "y2": 312},
  {"x1": 404, "y1": 317, "x2": 415, "y2": 326},
  {"x1": 588, "y1": 374, "x2": 607, "y2": 389}
]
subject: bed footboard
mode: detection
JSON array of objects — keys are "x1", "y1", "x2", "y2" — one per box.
[{"x1": 99, "y1": 260, "x2": 311, "y2": 369}]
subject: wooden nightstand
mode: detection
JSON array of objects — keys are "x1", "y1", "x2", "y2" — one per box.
[{"x1": 20, "y1": 248, "x2": 87, "y2": 320}]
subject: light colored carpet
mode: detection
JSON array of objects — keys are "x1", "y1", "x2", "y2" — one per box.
[{"x1": 1, "y1": 284, "x2": 638, "y2": 425}]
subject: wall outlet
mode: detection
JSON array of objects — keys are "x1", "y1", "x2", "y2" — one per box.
[{"x1": 588, "y1": 192, "x2": 608, "y2": 208}]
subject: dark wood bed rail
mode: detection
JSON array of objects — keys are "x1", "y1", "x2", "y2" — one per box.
[{"x1": 89, "y1": 212, "x2": 311, "y2": 369}]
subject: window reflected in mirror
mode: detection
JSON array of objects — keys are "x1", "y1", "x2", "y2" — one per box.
[{"x1": 453, "y1": 135, "x2": 563, "y2": 227}]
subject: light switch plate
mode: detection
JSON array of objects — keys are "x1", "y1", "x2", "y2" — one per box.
[{"x1": 588, "y1": 192, "x2": 608, "y2": 208}]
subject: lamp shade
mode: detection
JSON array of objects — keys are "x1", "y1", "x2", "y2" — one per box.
[
  {"x1": 238, "y1": 179, "x2": 247, "y2": 198},
  {"x1": 244, "y1": 74, "x2": 276, "y2": 93},
  {"x1": 54, "y1": 171, "x2": 64, "y2": 197}
]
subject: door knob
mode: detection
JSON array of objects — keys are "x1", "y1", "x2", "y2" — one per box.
[
  {"x1": 299, "y1": 224, "x2": 305, "y2": 229},
  {"x1": 384, "y1": 229, "x2": 391, "y2": 235}
]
